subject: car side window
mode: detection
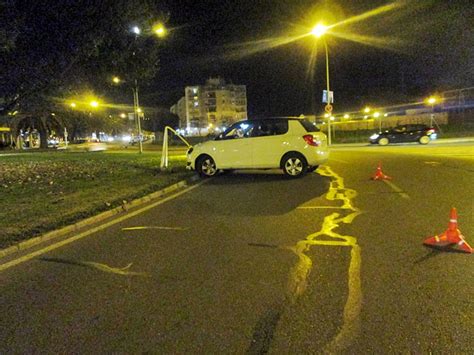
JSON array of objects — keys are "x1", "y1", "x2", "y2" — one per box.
[
  {"x1": 221, "y1": 122, "x2": 254, "y2": 139},
  {"x1": 250, "y1": 120, "x2": 288, "y2": 137}
]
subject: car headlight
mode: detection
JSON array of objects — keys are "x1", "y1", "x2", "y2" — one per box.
[{"x1": 369, "y1": 134, "x2": 380, "y2": 140}]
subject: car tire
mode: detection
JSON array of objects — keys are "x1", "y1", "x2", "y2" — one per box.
[
  {"x1": 378, "y1": 137, "x2": 389, "y2": 146},
  {"x1": 307, "y1": 165, "x2": 318, "y2": 173},
  {"x1": 419, "y1": 135, "x2": 430, "y2": 145},
  {"x1": 196, "y1": 155, "x2": 217, "y2": 178},
  {"x1": 282, "y1": 153, "x2": 307, "y2": 178}
]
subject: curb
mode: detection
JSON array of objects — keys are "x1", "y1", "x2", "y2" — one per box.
[{"x1": 0, "y1": 175, "x2": 200, "y2": 259}]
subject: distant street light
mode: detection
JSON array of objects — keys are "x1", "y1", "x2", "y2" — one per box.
[
  {"x1": 364, "y1": 107, "x2": 371, "y2": 113},
  {"x1": 132, "y1": 26, "x2": 141, "y2": 35},
  {"x1": 425, "y1": 95, "x2": 440, "y2": 129},
  {"x1": 153, "y1": 23, "x2": 167, "y2": 38},
  {"x1": 125, "y1": 23, "x2": 167, "y2": 153},
  {"x1": 344, "y1": 114, "x2": 350, "y2": 119},
  {"x1": 90, "y1": 100, "x2": 99, "y2": 108},
  {"x1": 70, "y1": 102, "x2": 77, "y2": 108},
  {"x1": 112, "y1": 76, "x2": 121, "y2": 84},
  {"x1": 311, "y1": 22, "x2": 332, "y2": 145}
]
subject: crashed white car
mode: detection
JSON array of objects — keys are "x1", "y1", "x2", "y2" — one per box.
[{"x1": 186, "y1": 118, "x2": 329, "y2": 178}]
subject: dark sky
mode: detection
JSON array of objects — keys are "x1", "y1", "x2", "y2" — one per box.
[{"x1": 144, "y1": 0, "x2": 473, "y2": 117}]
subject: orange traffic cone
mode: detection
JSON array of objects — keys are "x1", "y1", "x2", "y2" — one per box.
[
  {"x1": 371, "y1": 162, "x2": 391, "y2": 180},
  {"x1": 423, "y1": 208, "x2": 473, "y2": 253}
]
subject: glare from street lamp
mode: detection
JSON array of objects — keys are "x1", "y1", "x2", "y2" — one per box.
[
  {"x1": 344, "y1": 114, "x2": 350, "y2": 119},
  {"x1": 373, "y1": 112, "x2": 380, "y2": 118},
  {"x1": 132, "y1": 26, "x2": 141, "y2": 35},
  {"x1": 70, "y1": 102, "x2": 77, "y2": 108},
  {"x1": 364, "y1": 107, "x2": 371, "y2": 113},
  {"x1": 112, "y1": 76, "x2": 121, "y2": 84},
  {"x1": 427, "y1": 97, "x2": 437, "y2": 105},
  {"x1": 120, "y1": 113, "x2": 127, "y2": 118},
  {"x1": 90, "y1": 101, "x2": 99, "y2": 108},
  {"x1": 311, "y1": 23, "x2": 328, "y2": 38},
  {"x1": 153, "y1": 23, "x2": 166, "y2": 38},
  {"x1": 324, "y1": 113, "x2": 330, "y2": 118}
]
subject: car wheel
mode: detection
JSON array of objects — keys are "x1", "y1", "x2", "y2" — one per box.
[
  {"x1": 282, "y1": 153, "x2": 307, "y2": 177},
  {"x1": 378, "y1": 137, "x2": 389, "y2": 146},
  {"x1": 196, "y1": 155, "x2": 217, "y2": 178},
  {"x1": 419, "y1": 135, "x2": 430, "y2": 145},
  {"x1": 307, "y1": 165, "x2": 318, "y2": 173}
]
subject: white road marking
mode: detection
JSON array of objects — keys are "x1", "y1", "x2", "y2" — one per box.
[
  {"x1": 382, "y1": 180, "x2": 410, "y2": 199},
  {"x1": 122, "y1": 226, "x2": 189, "y2": 231}
]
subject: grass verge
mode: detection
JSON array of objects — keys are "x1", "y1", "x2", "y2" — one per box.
[{"x1": 0, "y1": 150, "x2": 194, "y2": 249}]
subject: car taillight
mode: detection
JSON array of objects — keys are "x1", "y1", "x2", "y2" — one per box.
[
  {"x1": 303, "y1": 134, "x2": 320, "y2": 146},
  {"x1": 427, "y1": 129, "x2": 435, "y2": 134}
]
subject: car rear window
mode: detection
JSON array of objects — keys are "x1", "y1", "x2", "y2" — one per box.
[{"x1": 298, "y1": 119, "x2": 320, "y2": 132}]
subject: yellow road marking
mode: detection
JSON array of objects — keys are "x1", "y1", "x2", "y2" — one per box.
[
  {"x1": 297, "y1": 206, "x2": 349, "y2": 209},
  {"x1": 382, "y1": 180, "x2": 410, "y2": 199},
  {"x1": 286, "y1": 165, "x2": 362, "y2": 353},
  {"x1": 0, "y1": 181, "x2": 206, "y2": 272}
]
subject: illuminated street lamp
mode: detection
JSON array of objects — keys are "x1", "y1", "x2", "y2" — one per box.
[
  {"x1": 90, "y1": 100, "x2": 99, "y2": 108},
  {"x1": 425, "y1": 96, "x2": 440, "y2": 129},
  {"x1": 70, "y1": 102, "x2": 77, "y2": 108},
  {"x1": 343, "y1": 114, "x2": 350, "y2": 119},
  {"x1": 132, "y1": 26, "x2": 141, "y2": 35},
  {"x1": 127, "y1": 23, "x2": 167, "y2": 153},
  {"x1": 364, "y1": 107, "x2": 371, "y2": 114},
  {"x1": 311, "y1": 22, "x2": 332, "y2": 145},
  {"x1": 153, "y1": 23, "x2": 166, "y2": 38}
]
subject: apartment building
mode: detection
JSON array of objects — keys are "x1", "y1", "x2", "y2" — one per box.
[{"x1": 171, "y1": 77, "x2": 247, "y2": 135}]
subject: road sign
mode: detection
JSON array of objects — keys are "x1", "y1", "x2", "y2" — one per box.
[
  {"x1": 322, "y1": 90, "x2": 334, "y2": 104},
  {"x1": 325, "y1": 104, "x2": 333, "y2": 113}
]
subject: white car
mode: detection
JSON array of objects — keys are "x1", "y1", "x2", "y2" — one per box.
[{"x1": 186, "y1": 118, "x2": 329, "y2": 178}]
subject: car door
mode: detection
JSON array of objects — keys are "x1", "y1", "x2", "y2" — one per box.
[
  {"x1": 212, "y1": 121, "x2": 254, "y2": 168},
  {"x1": 250, "y1": 119, "x2": 288, "y2": 168}
]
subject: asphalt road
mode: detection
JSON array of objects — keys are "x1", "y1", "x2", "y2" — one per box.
[{"x1": 1, "y1": 142, "x2": 473, "y2": 353}]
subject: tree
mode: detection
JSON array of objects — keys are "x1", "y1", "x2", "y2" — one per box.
[{"x1": 0, "y1": 0, "x2": 168, "y2": 147}]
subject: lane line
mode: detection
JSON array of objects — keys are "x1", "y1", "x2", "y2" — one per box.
[
  {"x1": 382, "y1": 180, "x2": 410, "y2": 199},
  {"x1": 0, "y1": 181, "x2": 206, "y2": 272},
  {"x1": 121, "y1": 226, "x2": 189, "y2": 231}
]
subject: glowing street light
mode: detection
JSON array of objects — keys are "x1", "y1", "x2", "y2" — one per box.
[
  {"x1": 426, "y1": 95, "x2": 441, "y2": 129},
  {"x1": 153, "y1": 23, "x2": 166, "y2": 38},
  {"x1": 311, "y1": 23, "x2": 328, "y2": 38},
  {"x1": 427, "y1": 97, "x2": 437, "y2": 105},
  {"x1": 373, "y1": 112, "x2": 380, "y2": 118},
  {"x1": 90, "y1": 100, "x2": 99, "y2": 108},
  {"x1": 70, "y1": 102, "x2": 77, "y2": 108},
  {"x1": 344, "y1": 114, "x2": 350, "y2": 119},
  {"x1": 364, "y1": 107, "x2": 371, "y2": 113},
  {"x1": 112, "y1": 76, "x2": 121, "y2": 84},
  {"x1": 132, "y1": 26, "x2": 141, "y2": 35}
]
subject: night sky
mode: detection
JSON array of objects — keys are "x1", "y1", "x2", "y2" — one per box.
[{"x1": 142, "y1": 0, "x2": 472, "y2": 117}]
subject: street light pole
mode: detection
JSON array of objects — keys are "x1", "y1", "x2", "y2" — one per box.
[
  {"x1": 133, "y1": 79, "x2": 143, "y2": 154},
  {"x1": 323, "y1": 38, "x2": 332, "y2": 146}
]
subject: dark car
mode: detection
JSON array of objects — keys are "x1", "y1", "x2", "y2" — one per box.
[{"x1": 369, "y1": 124, "x2": 437, "y2": 145}]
